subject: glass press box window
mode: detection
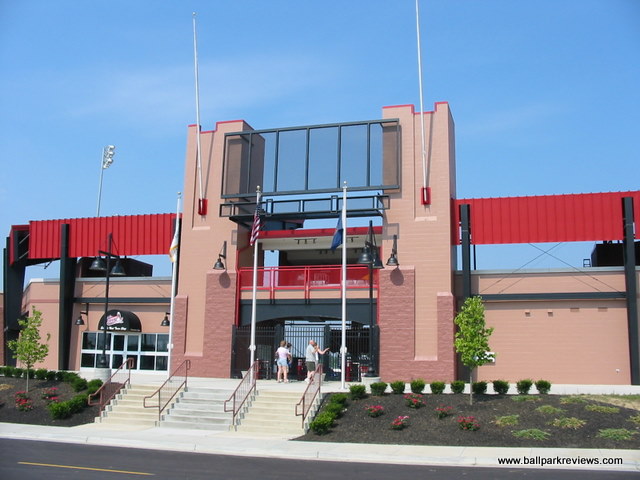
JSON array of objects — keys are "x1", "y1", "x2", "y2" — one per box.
[{"x1": 81, "y1": 332, "x2": 169, "y2": 371}]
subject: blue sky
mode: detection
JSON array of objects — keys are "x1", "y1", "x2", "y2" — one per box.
[{"x1": 1, "y1": 0, "x2": 639, "y2": 286}]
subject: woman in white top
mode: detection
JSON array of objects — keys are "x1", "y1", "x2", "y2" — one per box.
[{"x1": 275, "y1": 340, "x2": 291, "y2": 383}]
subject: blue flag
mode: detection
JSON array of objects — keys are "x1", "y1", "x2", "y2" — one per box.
[{"x1": 330, "y1": 218, "x2": 343, "y2": 251}]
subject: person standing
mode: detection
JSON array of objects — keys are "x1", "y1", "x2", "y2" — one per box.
[
  {"x1": 275, "y1": 340, "x2": 291, "y2": 383},
  {"x1": 305, "y1": 339, "x2": 329, "y2": 383}
]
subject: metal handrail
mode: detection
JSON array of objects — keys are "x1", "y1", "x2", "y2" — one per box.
[
  {"x1": 295, "y1": 364, "x2": 323, "y2": 427},
  {"x1": 143, "y1": 359, "x2": 191, "y2": 421},
  {"x1": 88, "y1": 358, "x2": 134, "y2": 412},
  {"x1": 223, "y1": 361, "x2": 258, "y2": 426}
]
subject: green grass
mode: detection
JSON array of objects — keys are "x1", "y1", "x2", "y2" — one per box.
[
  {"x1": 494, "y1": 414, "x2": 519, "y2": 427},
  {"x1": 513, "y1": 429, "x2": 550, "y2": 441},
  {"x1": 535, "y1": 405, "x2": 564, "y2": 415},
  {"x1": 560, "y1": 396, "x2": 588, "y2": 405},
  {"x1": 597, "y1": 428, "x2": 637, "y2": 441},
  {"x1": 550, "y1": 417, "x2": 586, "y2": 429},
  {"x1": 585, "y1": 404, "x2": 620, "y2": 414},
  {"x1": 628, "y1": 414, "x2": 640, "y2": 426},
  {"x1": 511, "y1": 395, "x2": 541, "y2": 403}
]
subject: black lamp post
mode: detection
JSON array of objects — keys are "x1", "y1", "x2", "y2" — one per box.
[
  {"x1": 89, "y1": 233, "x2": 124, "y2": 369},
  {"x1": 357, "y1": 221, "x2": 383, "y2": 377}
]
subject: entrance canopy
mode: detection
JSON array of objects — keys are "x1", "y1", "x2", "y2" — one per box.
[{"x1": 98, "y1": 310, "x2": 142, "y2": 332}]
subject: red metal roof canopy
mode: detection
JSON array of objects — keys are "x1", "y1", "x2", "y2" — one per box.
[{"x1": 453, "y1": 191, "x2": 640, "y2": 245}]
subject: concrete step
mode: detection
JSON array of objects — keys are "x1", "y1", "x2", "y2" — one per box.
[
  {"x1": 159, "y1": 386, "x2": 235, "y2": 430},
  {"x1": 160, "y1": 419, "x2": 231, "y2": 431}
]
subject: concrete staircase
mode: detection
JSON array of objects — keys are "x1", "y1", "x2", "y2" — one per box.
[
  {"x1": 235, "y1": 390, "x2": 322, "y2": 437},
  {"x1": 160, "y1": 386, "x2": 235, "y2": 431},
  {"x1": 96, "y1": 384, "x2": 164, "y2": 428}
]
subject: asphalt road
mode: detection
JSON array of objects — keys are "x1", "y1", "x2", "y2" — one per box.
[{"x1": 0, "y1": 439, "x2": 634, "y2": 480}]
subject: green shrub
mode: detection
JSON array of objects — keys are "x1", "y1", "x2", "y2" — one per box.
[
  {"x1": 45, "y1": 370, "x2": 57, "y2": 381},
  {"x1": 48, "y1": 401, "x2": 72, "y2": 420},
  {"x1": 69, "y1": 394, "x2": 88, "y2": 414},
  {"x1": 516, "y1": 379, "x2": 533, "y2": 395},
  {"x1": 429, "y1": 381, "x2": 445, "y2": 395},
  {"x1": 472, "y1": 381, "x2": 487, "y2": 395},
  {"x1": 324, "y1": 402, "x2": 344, "y2": 418},
  {"x1": 26, "y1": 369, "x2": 35, "y2": 379},
  {"x1": 450, "y1": 380, "x2": 465, "y2": 394},
  {"x1": 535, "y1": 379, "x2": 552, "y2": 394},
  {"x1": 3, "y1": 366, "x2": 15, "y2": 378},
  {"x1": 71, "y1": 376, "x2": 88, "y2": 392},
  {"x1": 629, "y1": 414, "x2": 640, "y2": 426},
  {"x1": 86, "y1": 379, "x2": 103, "y2": 395},
  {"x1": 349, "y1": 384, "x2": 367, "y2": 400},
  {"x1": 329, "y1": 393, "x2": 348, "y2": 406},
  {"x1": 13, "y1": 368, "x2": 24, "y2": 378},
  {"x1": 389, "y1": 381, "x2": 406, "y2": 394},
  {"x1": 369, "y1": 382, "x2": 387, "y2": 396},
  {"x1": 54, "y1": 371, "x2": 65, "y2": 381},
  {"x1": 63, "y1": 371, "x2": 81, "y2": 383},
  {"x1": 0, "y1": 366, "x2": 4, "y2": 375},
  {"x1": 513, "y1": 429, "x2": 550, "y2": 440},
  {"x1": 309, "y1": 411, "x2": 335, "y2": 435},
  {"x1": 410, "y1": 379, "x2": 425, "y2": 394},
  {"x1": 34, "y1": 368, "x2": 48, "y2": 380},
  {"x1": 492, "y1": 379, "x2": 510, "y2": 395}
]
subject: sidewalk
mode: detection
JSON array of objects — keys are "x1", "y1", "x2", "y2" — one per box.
[{"x1": 1, "y1": 378, "x2": 639, "y2": 472}]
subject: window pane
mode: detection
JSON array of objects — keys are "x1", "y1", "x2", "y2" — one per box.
[
  {"x1": 141, "y1": 334, "x2": 156, "y2": 352},
  {"x1": 127, "y1": 335, "x2": 139, "y2": 351},
  {"x1": 140, "y1": 355, "x2": 155, "y2": 370},
  {"x1": 96, "y1": 333, "x2": 111, "y2": 351},
  {"x1": 157, "y1": 334, "x2": 169, "y2": 352},
  {"x1": 308, "y1": 127, "x2": 338, "y2": 190},
  {"x1": 111, "y1": 354, "x2": 123, "y2": 369},
  {"x1": 340, "y1": 124, "x2": 369, "y2": 187},
  {"x1": 155, "y1": 356, "x2": 168, "y2": 371},
  {"x1": 127, "y1": 355, "x2": 138, "y2": 369},
  {"x1": 276, "y1": 129, "x2": 307, "y2": 191},
  {"x1": 81, "y1": 353, "x2": 95, "y2": 368},
  {"x1": 113, "y1": 335, "x2": 125, "y2": 351},
  {"x1": 82, "y1": 333, "x2": 96, "y2": 350}
]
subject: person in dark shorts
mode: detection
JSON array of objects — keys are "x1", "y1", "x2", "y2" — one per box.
[{"x1": 305, "y1": 339, "x2": 329, "y2": 383}]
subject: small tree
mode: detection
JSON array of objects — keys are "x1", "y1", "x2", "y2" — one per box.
[
  {"x1": 454, "y1": 296, "x2": 493, "y2": 405},
  {"x1": 7, "y1": 307, "x2": 50, "y2": 393}
]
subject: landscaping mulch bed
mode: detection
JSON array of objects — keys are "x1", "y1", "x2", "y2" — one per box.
[
  {"x1": 295, "y1": 392, "x2": 640, "y2": 449},
  {"x1": 0, "y1": 377, "x2": 100, "y2": 427}
]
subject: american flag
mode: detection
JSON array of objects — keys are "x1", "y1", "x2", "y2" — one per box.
[{"x1": 249, "y1": 203, "x2": 261, "y2": 246}]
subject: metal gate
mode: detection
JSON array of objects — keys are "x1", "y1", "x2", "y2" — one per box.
[{"x1": 231, "y1": 322, "x2": 375, "y2": 381}]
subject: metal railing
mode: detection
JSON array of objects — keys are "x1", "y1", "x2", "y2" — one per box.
[
  {"x1": 224, "y1": 361, "x2": 258, "y2": 426},
  {"x1": 295, "y1": 364, "x2": 323, "y2": 428},
  {"x1": 143, "y1": 359, "x2": 191, "y2": 421},
  {"x1": 88, "y1": 358, "x2": 134, "y2": 412},
  {"x1": 238, "y1": 265, "x2": 376, "y2": 301}
]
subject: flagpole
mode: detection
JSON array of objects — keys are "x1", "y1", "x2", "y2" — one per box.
[
  {"x1": 192, "y1": 12, "x2": 206, "y2": 214},
  {"x1": 249, "y1": 186, "x2": 261, "y2": 373},
  {"x1": 415, "y1": 0, "x2": 429, "y2": 197},
  {"x1": 340, "y1": 181, "x2": 348, "y2": 390},
  {"x1": 168, "y1": 192, "x2": 181, "y2": 376}
]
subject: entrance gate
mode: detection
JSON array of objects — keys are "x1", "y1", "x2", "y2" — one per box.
[{"x1": 231, "y1": 323, "x2": 375, "y2": 381}]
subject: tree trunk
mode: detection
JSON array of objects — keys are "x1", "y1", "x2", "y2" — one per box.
[{"x1": 469, "y1": 370, "x2": 473, "y2": 405}]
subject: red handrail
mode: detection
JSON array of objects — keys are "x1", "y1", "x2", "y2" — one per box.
[
  {"x1": 295, "y1": 364, "x2": 323, "y2": 427},
  {"x1": 224, "y1": 361, "x2": 259, "y2": 426},
  {"x1": 88, "y1": 358, "x2": 134, "y2": 412},
  {"x1": 143, "y1": 359, "x2": 191, "y2": 421}
]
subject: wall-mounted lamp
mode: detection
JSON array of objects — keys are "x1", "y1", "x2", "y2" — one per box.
[
  {"x1": 213, "y1": 240, "x2": 227, "y2": 270},
  {"x1": 75, "y1": 304, "x2": 89, "y2": 326},
  {"x1": 161, "y1": 312, "x2": 170, "y2": 327},
  {"x1": 386, "y1": 234, "x2": 399, "y2": 267}
]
